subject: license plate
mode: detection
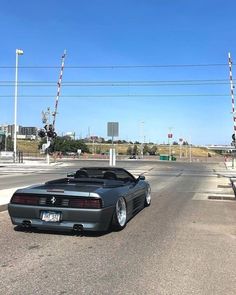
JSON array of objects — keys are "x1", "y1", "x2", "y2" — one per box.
[{"x1": 41, "y1": 211, "x2": 61, "y2": 222}]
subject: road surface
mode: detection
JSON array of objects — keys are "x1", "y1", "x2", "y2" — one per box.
[{"x1": 0, "y1": 160, "x2": 236, "y2": 295}]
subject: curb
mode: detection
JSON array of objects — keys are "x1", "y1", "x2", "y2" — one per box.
[{"x1": 229, "y1": 178, "x2": 236, "y2": 197}]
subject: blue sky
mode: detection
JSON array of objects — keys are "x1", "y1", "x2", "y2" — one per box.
[{"x1": 0, "y1": 0, "x2": 236, "y2": 144}]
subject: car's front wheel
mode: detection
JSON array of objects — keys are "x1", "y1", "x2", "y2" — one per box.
[
  {"x1": 144, "y1": 187, "x2": 151, "y2": 207},
  {"x1": 112, "y1": 197, "x2": 127, "y2": 230}
]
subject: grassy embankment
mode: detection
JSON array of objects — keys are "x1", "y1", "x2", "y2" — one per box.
[{"x1": 16, "y1": 140, "x2": 218, "y2": 158}]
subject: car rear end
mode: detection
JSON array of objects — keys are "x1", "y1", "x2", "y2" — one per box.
[{"x1": 8, "y1": 188, "x2": 114, "y2": 232}]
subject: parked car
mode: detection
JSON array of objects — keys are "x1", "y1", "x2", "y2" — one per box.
[{"x1": 8, "y1": 167, "x2": 151, "y2": 233}]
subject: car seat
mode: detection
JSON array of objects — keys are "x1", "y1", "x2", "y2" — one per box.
[
  {"x1": 103, "y1": 171, "x2": 117, "y2": 180},
  {"x1": 75, "y1": 170, "x2": 89, "y2": 178}
]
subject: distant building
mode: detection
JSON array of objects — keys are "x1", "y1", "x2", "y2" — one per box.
[
  {"x1": 0, "y1": 124, "x2": 9, "y2": 135},
  {"x1": 64, "y1": 132, "x2": 76, "y2": 140},
  {"x1": 84, "y1": 136, "x2": 104, "y2": 143},
  {"x1": 0, "y1": 124, "x2": 38, "y2": 139},
  {"x1": 19, "y1": 126, "x2": 37, "y2": 136}
]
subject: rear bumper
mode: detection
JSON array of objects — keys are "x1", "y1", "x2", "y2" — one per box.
[{"x1": 8, "y1": 204, "x2": 114, "y2": 232}]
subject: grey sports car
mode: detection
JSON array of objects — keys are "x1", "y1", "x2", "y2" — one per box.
[{"x1": 8, "y1": 167, "x2": 151, "y2": 232}]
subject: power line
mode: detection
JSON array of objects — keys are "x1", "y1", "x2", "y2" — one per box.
[
  {"x1": 0, "y1": 79, "x2": 231, "y2": 83},
  {"x1": 0, "y1": 78, "x2": 233, "y2": 87},
  {"x1": 0, "y1": 63, "x2": 229, "y2": 69},
  {"x1": 0, "y1": 94, "x2": 229, "y2": 98},
  {"x1": 0, "y1": 82, "x2": 232, "y2": 87}
]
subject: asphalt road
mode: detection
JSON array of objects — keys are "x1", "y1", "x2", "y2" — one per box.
[{"x1": 0, "y1": 160, "x2": 236, "y2": 295}]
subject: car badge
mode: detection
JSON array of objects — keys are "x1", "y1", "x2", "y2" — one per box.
[{"x1": 51, "y1": 196, "x2": 56, "y2": 204}]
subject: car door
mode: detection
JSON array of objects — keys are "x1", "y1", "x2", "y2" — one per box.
[{"x1": 125, "y1": 179, "x2": 145, "y2": 217}]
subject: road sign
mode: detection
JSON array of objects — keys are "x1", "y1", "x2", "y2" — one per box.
[
  {"x1": 107, "y1": 122, "x2": 119, "y2": 137},
  {"x1": 168, "y1": 133, "x2": 173, "y2": 139}
]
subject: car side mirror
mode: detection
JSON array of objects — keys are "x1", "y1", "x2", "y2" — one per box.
[
  {"x1": 67, "y1": 172, "x2": 75, "y2": 177},
  {"x1": 138, "y1": 175, "x2": 145, "y2": 181}
]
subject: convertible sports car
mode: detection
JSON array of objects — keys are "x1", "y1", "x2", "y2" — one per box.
[{"x1": 8, "y1": 167, "x2": 151, "y2": 232}]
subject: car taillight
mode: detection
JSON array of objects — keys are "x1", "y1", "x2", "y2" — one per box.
[
  {"x1": 70, "y1": 198, "x2": 102, "y2": 209},
  {"x1": 11, "y1": 194, "x2": 39, "y2": 205}
]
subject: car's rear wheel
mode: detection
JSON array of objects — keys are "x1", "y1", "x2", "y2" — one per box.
[
  {"x1": 112, "y1": 197, "x2": 127, "y2": 230},
  {"x1": 144, "y1": 187, "x2": 151, "y2": 207}
]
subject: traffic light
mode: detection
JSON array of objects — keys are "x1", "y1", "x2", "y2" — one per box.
[
  {"x1": 47, "y1": 130, "x2": 57, "y2": 138},
  {"x1": 39, "y1": 124, "x2": 57, "y2": 139},
  {"x1": 38, "y1": 129, "x2": 46, "y2": 138}
]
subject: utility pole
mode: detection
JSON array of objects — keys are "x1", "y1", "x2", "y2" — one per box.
[
  {"x1": 168, "y1": 127, "x2": 173, "y2": 161},
  {"x1": 140, "y1": 121, "x2": 144, "y2": 158},
  {"x1": 5, "y1": 130, "x2": 7, "y2": 151},
  {"x1": 228, "y1": 52, "x2": 236, "y2": 168},
  {"x1": 189, "y1": 137, "x2": 192, "y2": 163},
  {"x1": 46, "y1": 108, "x2": 50, "y2": 165},
  {"x1": 14, "y1": 49, "x2": 23, "y2": 163},
  {"x1": 179, "y1": 138, "x2": 183, "y2": 159}
]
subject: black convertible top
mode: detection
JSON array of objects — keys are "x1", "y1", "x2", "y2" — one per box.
[
  {"x1": 44, "y1": 167, "x2": 136, "y2": 188},
  {"x1": 74, "y1": 167, "x2": 136, "y2": 182}
]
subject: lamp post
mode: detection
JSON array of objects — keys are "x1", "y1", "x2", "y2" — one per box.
[
  {"x1": 140, "y1": 121, "x2": 144, "y2": 158},
  {"x1": 189, "y1": 137, "x2": 192, "y2": 163},
  {"x1": 168, "y1": 127, "x2": 173, "y2": 161},
  {"x1": 14, "y1": 49, "x2": 24, "y2": 163}
]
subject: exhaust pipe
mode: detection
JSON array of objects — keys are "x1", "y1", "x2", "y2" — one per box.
[
  {"x1": 73, "y1": 224, "x2": 83, "y2": 232},
  {"x1": 22, "y1": 220, "x2": 32, "y2": 228}
]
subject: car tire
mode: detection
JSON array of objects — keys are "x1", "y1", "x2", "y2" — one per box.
[
  {"x1": 144, "y1": 187, "x2": 151, "y2": 207},
  {"x1": 112, "y1": 197, "x2": 127, "y2": 231}
]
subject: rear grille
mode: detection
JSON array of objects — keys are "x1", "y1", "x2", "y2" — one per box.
[
  {"x1": 12, "y1": 193, "x2": 102, "y2": 209},
  {"x1": 39, "y1": 196, "x2": 72, "y2": 207},
  {"x1": 38, "y1": 195, "x2": 101, "y2": 208}
]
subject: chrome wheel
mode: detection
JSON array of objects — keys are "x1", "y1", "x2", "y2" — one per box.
[
  {"x1": 111, "y1": 197, "x2": 127, "y2": 230},
  {"x1": 116, "y1": 197, "x2": 127, "y2": 227},
  {"x1": 145, "y1": 187, "x2": 151, "y2": 207}
]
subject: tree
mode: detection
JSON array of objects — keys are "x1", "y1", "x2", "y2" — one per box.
[
  {"x1": 38, "y1": 136, "x2": 90, "y2": 154},
  {"x1": 143, "y1": 144, "x2": 150, "y2": 155},
  {"x1": 149, "y1": 145, "x2": 158, "y2": 155},
  {"x1": 133, "y1": 145, "x2": 138, "y2": 155},
  {"x1": 127, "y1": 146, "x2": 133, "y2": 155}
]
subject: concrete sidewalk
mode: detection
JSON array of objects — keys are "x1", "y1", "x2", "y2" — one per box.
[{"x1": 0, "y1": 159, "x2": 64, "y2": 167}]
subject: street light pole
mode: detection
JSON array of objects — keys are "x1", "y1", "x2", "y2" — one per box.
[
  {"x1": 189, "y1": 137, "x2": 192, "y2": 163},
  {"x1": 14, "y1": 49, "x2": 23, "y2": 163},
  {"x1": 140, "y1": 121, "x2": 144, "y2": 158}
]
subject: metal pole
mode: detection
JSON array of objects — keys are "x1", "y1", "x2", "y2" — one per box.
[
  {"x1": 52, "y1": 50, "x2": 66, "y2": 131},
  {"x1": 228, "y1": 52, "x2": 236, "y2": 168},
  {"x1": 189, "y1": 138, "x2": 192, "y2": 163},
  {"x1": 46, "y1": 107, "x2": 50, "y2": 165},
  {"x1": 14, "y1": 52, "x2": 19, "y2": 163},
  {"x1": 5, "y1": 130, "x2": 7, "y2": 151},
  {"x1": 228, "y1": 52, "x2": 236, "y2": 140},
  {"x1": 168, "y1": 128, "x2": 172, "y2": 161},
  {"x1": 140, "y1": 121, "x2": 144, "y2": 158},
  {"x1": 13, "y1": 49, "x2": 23, "y2": 163},
  {"x1": 112, "y1": 135, "x2": 114, "y2": 166}
]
